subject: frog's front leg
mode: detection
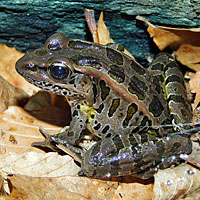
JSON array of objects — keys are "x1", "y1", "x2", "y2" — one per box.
[
  {"x1": 81, "y1": 133, "x2": 192, "y2": 179},
  {"x1": 32, "y1": 103, "x2": 88, "y2": 159}
]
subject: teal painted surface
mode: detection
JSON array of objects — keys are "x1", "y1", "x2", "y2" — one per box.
[{"x1": 0, "y1": 0, "x2": 199, "y2": 63}]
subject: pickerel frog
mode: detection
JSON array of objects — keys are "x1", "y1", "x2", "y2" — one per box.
[{"x1": 16, "y1": 33, "x2": 193, "y2": 179}]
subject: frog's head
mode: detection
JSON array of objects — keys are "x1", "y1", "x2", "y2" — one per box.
[{"x1": 15, "y1": 33, "x2": 94, "y2": 100}]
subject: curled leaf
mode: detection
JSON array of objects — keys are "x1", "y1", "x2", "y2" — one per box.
[
  {"x1": 188, "y1": 72, "x2": 200, "y2": 109},
  {"x1": 85, "y1": 9, "x2": 134, "y2": 58},
  {"x1": 0, "y1": 45, "x2": 39, "y2": 95},
  {"x1": 137, "y1": 16, "x2": 200, "y2": 51},
  {"x1": 0, "y1": 75, "x2": 29, "y2": 112},
  {"x1": 153, "y1": 164, "x2": 200, "y2": 200},
  {"x1": 176, "y1": 44, "x2": 200, "y2": 71},
  {"x1": 137, "y1": 16, "x2": 200, "y2": 71}
]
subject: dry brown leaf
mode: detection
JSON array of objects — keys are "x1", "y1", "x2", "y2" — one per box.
[
  {"x1": 84, "y1": 9, "x2": 98, "y2": 42},
  {"x1": 137, "y1": 16, "x2": 200, "y2": 51},
  {"x1": 85, "y1": 9, "x2": 134, "y2": 58},
  {"x1": 0, "y1": 106, "x2": 61, "y2": 153},
  {"x1": 136, "y1": 16, "x2": 200, "y2": 71},
  {"x1": 113, "y1": 182, "x2": 153, "y2": 200},
  {"x1": 0, "y1": 75, "x2": 29, "y2": 112},
  {"x1": 97, "y1": 12, "x2": 114, "y2": 45},
  {"x1": 188, "y1": 72, "x2": 200, "y2": 109},
  {"x1": 85, "y1": 9, "x2": 113, "y2": 45},
  {"x1": 6, "y1": 174, "x2": 153, "y2": 200},
  {"x1": 97, "y1": 12, "x2": 134, "y2": 58},
  {"x1": 153, "y1": 164, "x2": 200, "y2": 200},
  {"x1": 176, "y1": 44, "x2": 200, "y2": 71},
  {"x1": 0, "y1": 105, "x2": 79, "y2": 177},
  {"x1": 0, "y1": 45, "x2": 39, "y2": 95},
  {"x1": 0, "y1": 152, "x2": 79, "y2": 177}
]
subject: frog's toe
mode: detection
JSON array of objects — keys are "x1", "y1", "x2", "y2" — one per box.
[
  {"x1": 38, "y1": 126, "x2": 54, "y2": 138},
  {"x1": 60, "y1": 125, "x2": 69, "y2": 133},
  {"x1": 31, "y1": 126, "x2": 60, "y2": 151},
  {"x1": 78, "y1": 170, "x2": 86, "y2": 176}
]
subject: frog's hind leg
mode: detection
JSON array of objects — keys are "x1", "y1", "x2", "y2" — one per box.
[
  {"x1": 81, "y1": 132, "x2": 192, "y2": 179},
  {"x1": 148, "y1": 52, "x2": 193, "y2": 129}
]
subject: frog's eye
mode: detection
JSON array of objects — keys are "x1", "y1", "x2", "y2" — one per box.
[{"x1": 50, "y1": 63, "x2": 70, "y2": 79}]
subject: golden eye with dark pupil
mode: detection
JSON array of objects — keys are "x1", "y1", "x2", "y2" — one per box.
[{"x1": 50, "y1": 64, "x2": 69, "y2": 79}]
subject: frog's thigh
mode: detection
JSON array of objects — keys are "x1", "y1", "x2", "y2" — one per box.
[
  {"x1": 81, "y1": 134, "x2": 192, "y2": 178},
  {"x1": 81, "y1": 133, "x2": 144, "y2": 178}
]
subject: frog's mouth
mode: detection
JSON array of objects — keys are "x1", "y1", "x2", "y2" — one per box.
[{"x1": 17, "y1": 70, "x2": 85, "y2": 99}]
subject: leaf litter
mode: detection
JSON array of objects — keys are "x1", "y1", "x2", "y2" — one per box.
[{"x1": 0, "y1": 9, "x2": 199, "y2": 200}]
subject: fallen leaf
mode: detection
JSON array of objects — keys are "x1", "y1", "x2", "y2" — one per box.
[
  {"x1": 188, "y1": 72, "x2": 200, "y2": 109},
  {"x1": 0, "y1": 152, "x2": 79, "y2": 177},
  {"x1": 136, "y1": 16, "x2": 200, "y2": 71},
  {"x1": 0, "y1": 75, "x2": 29, "y2": 112},
  {"x1": 176, "y1": 44, "x2": 200, "y2": 71},
  {"x1": 97, "y1": 12, "x2": 114, "y2": 45},
  {"x1": 177, "y1": 48, "x2": 200, "y2": 71},
  {"x1": 84, "y1": 9, "x2": 98, "y2": 42},
  {"x1": 0, "y1": 105, "x2": 79, "y2": 177},
  {"x1": 113, "y1": 181, "x2": 153, "y2": 200},
  {"x1": 0, "y1": 106, "x2": 62, "y2": 153},
  {"x1": 85, "y1": 9, "x2": 134, "y2": 58},
  {"x1": 136, "y1": 16, "x2": 200, "y2": 51},
  {"x1": 7, "y1": 174, "x2": 153, "y2": 200},
  {"x1": 0, "y1": 45, "x2": 39, "y2": 95},
  {"x1": 153, "y1": 164, "x2": 200, "y2": 200}
]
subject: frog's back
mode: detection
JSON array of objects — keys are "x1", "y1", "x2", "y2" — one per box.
[{"x1": 58, "y1": 36, "x2": 173, "y2": 137}]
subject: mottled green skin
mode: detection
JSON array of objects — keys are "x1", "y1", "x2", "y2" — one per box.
[{"x1": 16, "y1": 33, "x2": 192, "y2": 179}]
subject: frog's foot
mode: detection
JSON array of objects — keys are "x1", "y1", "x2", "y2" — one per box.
[
  {"x1": 32, "y1": 126, "x2": 85, "y2": 162},
  {"x1": 31, "y1": 126, "x2": 61, "y2": 151},
  {"x1": 78, "y1": 170, "x2": 86, "y2": 176}
]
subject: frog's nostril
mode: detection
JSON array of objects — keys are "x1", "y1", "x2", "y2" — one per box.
[{"x1": 24, "y1": 63, "x2": 38, "y2": 72}]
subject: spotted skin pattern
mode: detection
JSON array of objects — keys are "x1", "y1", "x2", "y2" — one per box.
[{"x1": 16, "y1": 33, "x2": 193, "y2": 179}]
